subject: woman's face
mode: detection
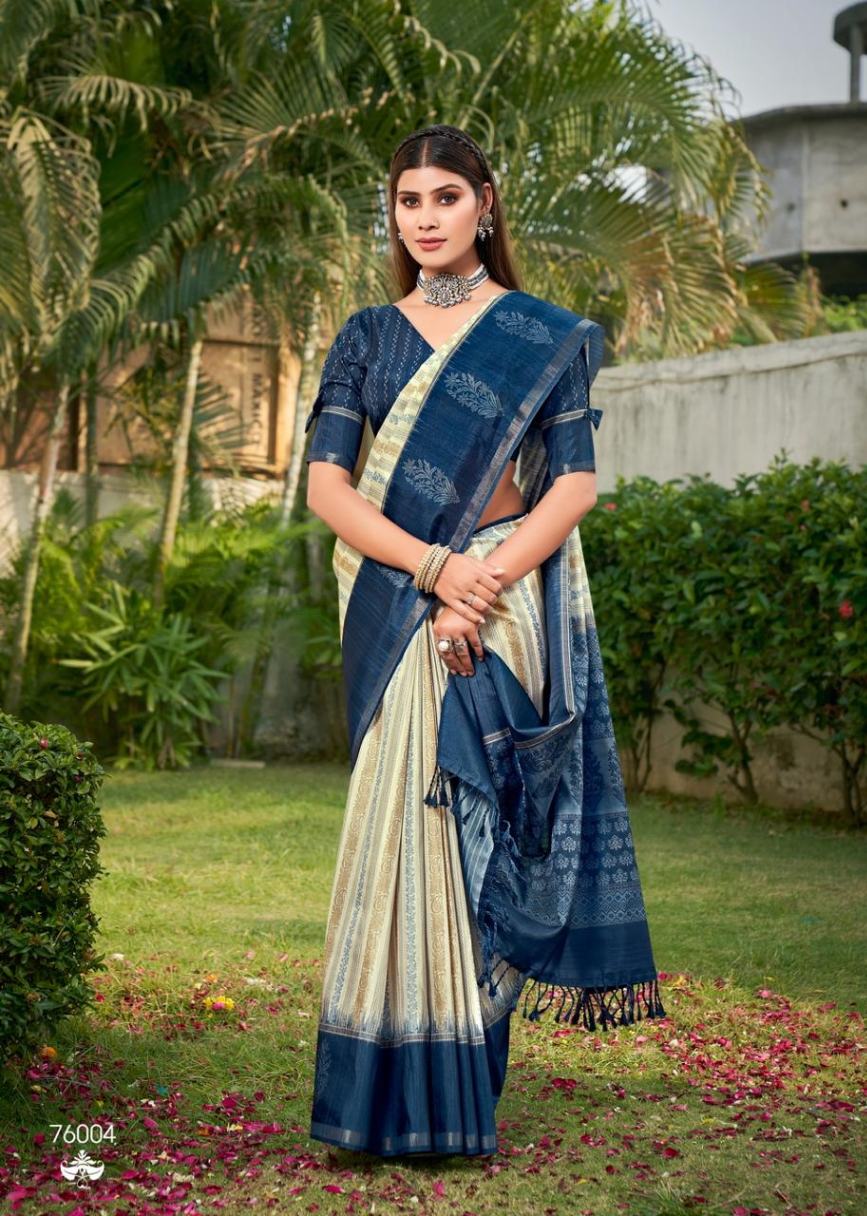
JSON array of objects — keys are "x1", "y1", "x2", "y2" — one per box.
[{"x1": 394, "y1": 165, "x2": 491, "y2": 272}]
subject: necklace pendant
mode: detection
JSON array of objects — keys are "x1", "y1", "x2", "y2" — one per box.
[{"x1": 417, "y1": 263, "x2": 490, "y2": 307}]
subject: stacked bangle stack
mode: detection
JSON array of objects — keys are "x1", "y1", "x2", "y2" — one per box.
[{"x1": 413, "y1": 542, "x2": 452, "y2": 593}]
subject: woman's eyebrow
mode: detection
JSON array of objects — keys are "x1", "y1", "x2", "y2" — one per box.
[{"x1": 397, "y1": 183, "x2": 464, "y2": 195}]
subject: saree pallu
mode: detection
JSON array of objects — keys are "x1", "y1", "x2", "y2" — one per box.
[{"x1": 309, "y1": 291, "x2": 666, "y2": 1158}]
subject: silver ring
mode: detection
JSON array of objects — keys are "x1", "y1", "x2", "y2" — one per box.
[
  {"x1": 437, "y1": 638, "x2": 454, "y2": 654},
  {"x1": 453, "y1": 639, "x2": 468, "y2": 653}
]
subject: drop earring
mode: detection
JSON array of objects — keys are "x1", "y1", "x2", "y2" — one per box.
[{"x1": 476, "y1": 213, "x2": 494, "y2": 242}]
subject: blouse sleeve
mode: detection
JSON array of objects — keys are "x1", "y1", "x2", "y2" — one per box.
[
  {"x1": 304, "y1": 311, "x2": 367, "y2": 473},
  {"x1": 531, "y1": 344, "x2": 603, "y2": 478}
]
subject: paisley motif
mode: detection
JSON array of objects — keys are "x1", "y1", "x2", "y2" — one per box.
[
  {"x1": 443, "y1": 370, "x2": 502, "y2": 418},
  {"x1": 401, "y1": 457, "x2": 461, "y2": 505},
  {"x1": 379, "y1": 565, "x2": 412, "y2": 588},
  {"x1": 493, "y1": 309, "x2": 555, "y2": 345}
]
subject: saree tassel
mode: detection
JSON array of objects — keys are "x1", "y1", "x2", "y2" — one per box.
[
  {"x1": 476, "y1": 910, "x2": 500, "y2": 996},
  {"x1": 521, "y1": 979, "x2": 558, "y2": 1022},
  {"x1": 424, "y1": 762, "x2": 453, "y2": 808},
  {"x1": 517, "y1": 978, "x2": 667, "y2": 1031}
]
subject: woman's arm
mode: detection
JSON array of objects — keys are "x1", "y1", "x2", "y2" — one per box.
[
  {"x1": 307, "y1": 463, "x2": 428, "y2": 573},
  {"x1": 486, "y1": 471, "x2": 597, "y2": 588},
  {"x1": 308, "y1": 463, "x2": 508, "y2": 622},
  {"x1": 430, "y1": 471, "x2": 597, "y2": 677}
]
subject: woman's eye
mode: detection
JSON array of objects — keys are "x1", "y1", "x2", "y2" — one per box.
[{"x1": 402, "y1": 194, "x2": 457, "y2": 207}]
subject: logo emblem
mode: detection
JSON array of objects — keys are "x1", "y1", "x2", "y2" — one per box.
[{"x1": 60, "y1": 1150, "x2": 105, "y2": 1182}]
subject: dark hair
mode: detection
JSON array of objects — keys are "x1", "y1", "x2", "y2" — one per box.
[{"x1": 387, "y1": 124, "x2": 523, "y2": 298}]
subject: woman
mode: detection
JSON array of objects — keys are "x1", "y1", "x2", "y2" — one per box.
[{"x1": 304, "y1": 124, "x2": 666, "y2": 1159}]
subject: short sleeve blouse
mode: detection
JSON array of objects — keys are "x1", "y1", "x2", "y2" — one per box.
[
  {"x1": 305, "y1": 308, "x2": 602, "y2": 477},
  {"x1": 530, "y1": 344, "x2": 603, "y2": 478},
  {"x1": 304, "y1": 312, "x2": 367, "y2": 474}
]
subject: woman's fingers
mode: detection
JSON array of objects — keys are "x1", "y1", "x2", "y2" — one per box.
[
  {"x1": 469, "y1": 584, "x2": 497, "y2": 608},
  {"x1": 449, "y1": 638, "x2": 475, "y2": 675},
  {"x1": 433, "y1": 628, "x2": 483, "y2": 675},
  {"x1": 436, "y1": 642, "x2": 469, "y2": 676},
  {"x1": 449, "y1": 596, "x2": 485, "y2": 624},
  {"x1": 475, "y1": 572, "x2": 503, "y2": 597}
]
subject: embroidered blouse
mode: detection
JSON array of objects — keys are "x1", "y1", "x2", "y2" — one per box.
[{"x1": 305, "y1": 305, "x2": 601, "y2": 478}]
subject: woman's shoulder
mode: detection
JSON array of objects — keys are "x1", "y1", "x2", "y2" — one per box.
[
  {"x1": 330, "y1": 307, "x2": 378, "y2": 356},
  {"x1": 348, "y1": 303, "x2": 392, "y2": 321},
  {"x1": 340, "y1": 304, "x2": 388, "y2": 342},
  {"x1": 339, "y1": 306, "x2": 373, "y2": 332}
]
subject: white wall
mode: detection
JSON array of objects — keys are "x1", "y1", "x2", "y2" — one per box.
[{"x1": 592, "y1": 329, "x2": 867, "y2": 491}]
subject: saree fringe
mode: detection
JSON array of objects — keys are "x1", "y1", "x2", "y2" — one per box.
[{"x1": 517, "y1": 976, "x2": 667, "y2": 1029}]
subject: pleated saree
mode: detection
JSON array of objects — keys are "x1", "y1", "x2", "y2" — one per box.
[{"x1": 303, "y1": 290, "x2": 666, "y2": 1158}]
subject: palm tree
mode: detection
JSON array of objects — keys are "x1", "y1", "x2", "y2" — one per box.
[
  {"x1": 213, "y1": 0, "x2": 809, "y2": 355},
  {"x1": 0, "y1": 2, "x2": 209, "y2": 708},
  {"x1": 0, "y1": 0, "x2": 809, "y2": 724}
]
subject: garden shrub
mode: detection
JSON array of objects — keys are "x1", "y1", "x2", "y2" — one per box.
[
  {"x1": 0, "y1": 712, "x2": 107, "y2": 1065},
  {"x1": 583, "y1": 455, "x2": 866, "y2": 821}
]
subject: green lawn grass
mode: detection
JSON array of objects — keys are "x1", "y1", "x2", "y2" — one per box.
[{"x1": 1, "y1": 766, "x2": 864, "y2": 1216}]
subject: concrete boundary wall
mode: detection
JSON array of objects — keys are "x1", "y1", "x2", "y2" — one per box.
[
  {"x1": 590, "y1": 328, "x2": 866, "y2": 815},
  {"x1": 592, "y1": 329, "x2": 867, "y2": 491}
]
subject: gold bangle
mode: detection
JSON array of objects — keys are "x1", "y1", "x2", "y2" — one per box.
[
  {"x1": 413, "y1": 543, "x2": 440, "y2": 591},
  {"x1": 414, "y1": 543, "x2": 452, "y2": 593},
  {"x1": 424, "y1": 546, "x2": 451, "y2": 593},
  {"x1": 421, "y1": 545, "x2": 446, "y2": 593}
]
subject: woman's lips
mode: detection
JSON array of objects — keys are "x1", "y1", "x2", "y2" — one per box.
[{"x1": 417, "y1": 238, "x2": 445, "y2": 247}]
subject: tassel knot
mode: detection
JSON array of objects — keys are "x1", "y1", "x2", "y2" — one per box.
[{"x1": 424, "y1": 761, "x2": 453, "y2": 808}]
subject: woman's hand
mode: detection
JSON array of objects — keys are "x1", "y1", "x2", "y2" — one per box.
[
  {"x1": 431, "y1": 552, "x2": 505, "y2": 624},
  {"x1": 432, "y1": 603, "x2": 485, "y2": 677}
]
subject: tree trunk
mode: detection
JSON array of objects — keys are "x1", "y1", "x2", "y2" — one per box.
[
  {"x1": 4, "y1": 382, "x2": 70, "y2": 714},
  {"x1": 84, "y1": 368, "x2": 99, "y2": 528},
  {"x1": 280, "y1": 292, "x2": 321, "y2": 525},
  {"x1": 154, "y1": 336, "x2": 203, "y2": 610},
  {"x1": 243, "y1": 299, "x2": 321, "y2": 755}
]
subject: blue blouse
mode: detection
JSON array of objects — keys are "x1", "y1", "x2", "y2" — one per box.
[{"x1": 305, "y1": 305, "x2": 600, "y2": 478}]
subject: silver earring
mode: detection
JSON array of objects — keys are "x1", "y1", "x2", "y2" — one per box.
[
  {"x1": 477, "y1": 213, "x2": 494, "y2": 242},
  {"x1": 397, "y1": 232, "x2": 405, "y2": 243}
]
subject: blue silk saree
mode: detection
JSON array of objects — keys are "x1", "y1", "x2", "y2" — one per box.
[{"x1": 303, "y1": 290, "x2": 666, "y2": 1158}]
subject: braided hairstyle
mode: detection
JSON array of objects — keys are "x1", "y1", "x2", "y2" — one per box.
[{"x1": 387, "y1": 123, "x2": 522, "y2": 299}]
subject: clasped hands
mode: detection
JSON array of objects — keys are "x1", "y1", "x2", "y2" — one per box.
[{"x1": 430, "y1": 551, "x2": 506, "y2": 677}]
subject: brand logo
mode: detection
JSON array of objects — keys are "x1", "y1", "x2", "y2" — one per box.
[{"x1": 60, "y1": 1150, "x2": 105, "y2": 1182}]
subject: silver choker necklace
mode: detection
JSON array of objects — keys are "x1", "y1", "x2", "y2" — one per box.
[{"x1": 417, "y1": 263, "x2": 489, "y2": 307}]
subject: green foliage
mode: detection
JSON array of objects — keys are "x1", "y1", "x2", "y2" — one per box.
[
  {"x1": 0, "y1": 710, "x2": 107, "y2": 1065},
  {"x1": 4, "y1": 457, "x2": 862, "y2": 809},
  {"x1": 582, "y1": 454, "x2": 867, "y2": 822},
  {"x1": 821, "y1": 292, "x2": 867, "y2": 334},
  {"x1": 0, "y1": 493, "x2": 330, "y2": 766},
  {"x1": 1, "y1": 0, "x2": 818, "y2": 416},
  {"x1": 57, "y1": 581, "x2": 227, "y2": 770}
]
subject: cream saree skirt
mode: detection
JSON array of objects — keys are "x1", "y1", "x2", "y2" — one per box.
[{"x1": 309, "y1": 509, "x2": 547, "y2": 1157}]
